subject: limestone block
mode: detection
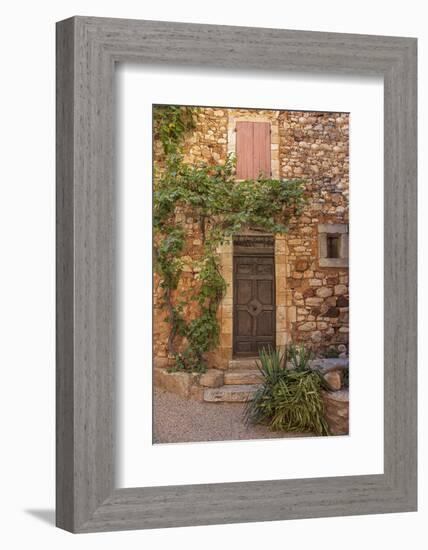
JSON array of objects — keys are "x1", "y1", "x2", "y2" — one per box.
[
  {"x1": 220, "y1": 333, "x2": 232, "y2": 347},
  {"x1": 316, "y1": 287, "x2": 333, "y2": 298},
  {"x1": 154, "y1": 357, "x2": 170, "y2": 369},
  {"x1": 324, "y1": 371, "x2": 342, "y2": 391},
  {"x1": 311, "y1": 331, "x2": 322, "y2": 343},
  {"x1": 334, "y1": 284, "x2": 348, "y2": 296},
  {"x1": 276, "y1": 263, "x2": 286, "y2": 277},
  {"x1": 299, "y1": 321, "x2": 316, "y2": 331},
  {"x1": 276, "y1": 331, "x2": 287, "y2": 346},
  {"x1": 303, "y1": 288, "x2": 315, "y2": 298},
  {"x1": 224, "y1": 369, "x2": 262, "y2": 385},
  {"x1": 322, "y1": 390, "x2": 349, "y2": 435},
  {"x1": 295, "y1": 259, "x2": 309, "y2": 271},
  {"x1": 336, "y1": 296, "x2": 349, "y2": 307},
  {"x1": 221, "y1": 318, "x2": 233, "y2": 334},
  {"x1": 306, "y1": 297, "x2": 323, "y2": 307},
  {"x1": 325, "y1": 307, "x2": 340, "y2": 318},
  {"x1": 211, "y1": 351, "x2": 230, "y2": 370},
  {"x1": 199, "y1": 369, "x2": 225, "y2": 388},
  {"x1": 221, "y1": 306, "x2": 233, "y2": 319},
  {"x1": 153, "y1": 368, "x2": 198, "y2": 398},
  {"x1": 204, "y1": 384, "x2": 259, "y2": 402}
]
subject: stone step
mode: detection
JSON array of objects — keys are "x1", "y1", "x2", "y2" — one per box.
[
  {"x1": 228, "y1": 358, "x2": 261, "y2": 370},
  {"x1": 204, "y1": 384, "x2": 261, "y2": 403},
  {"x1": 224, "y1": 368, "x2": 262, "y2": 385}
]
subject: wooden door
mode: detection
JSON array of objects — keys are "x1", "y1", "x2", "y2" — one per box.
[{"x1": 233, "y1": 255, "x2": 276, "y2": 356}]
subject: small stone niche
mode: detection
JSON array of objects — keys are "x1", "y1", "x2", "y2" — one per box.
[{"x1": 318, "y1": 223, "x2": 349, "y2": 268}]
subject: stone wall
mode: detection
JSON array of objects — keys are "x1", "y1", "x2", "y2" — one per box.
[
  {"x1": 153, "y1": 107, "x2": 349, "y2": 366},
  {"x1": 153, "y1": 107, "x2": 228, "y2": 363},
  {"x1": 278, "y1": 111, "x2": 349, "y2": 354}
]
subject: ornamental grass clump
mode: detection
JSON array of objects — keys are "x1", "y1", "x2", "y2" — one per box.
[{"x1": 244, "y1": 346, "x2": 330, "y2": 436}]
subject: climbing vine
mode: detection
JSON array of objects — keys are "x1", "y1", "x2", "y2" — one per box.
[
  {"x1": 153, "y1": 105, "x2": 197, "y2": 155},
  {"x1": 154, "y1": 106, "x2": 306, "y2": 372}
]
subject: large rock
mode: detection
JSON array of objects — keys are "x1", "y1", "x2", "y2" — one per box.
[
  {"x1": 316, "y1": 287, "x2": 333, "y2": 298},
  {"x1": 324, "y1": 370, "x2": 342, "y2": 390},
  {"x1": 334, "y1": 284, "x2": 348, "y2": 296},
  {"x1": 311, "y1": 331, "x2": 322, "y2": 343},
  {"x1": 153, "y1": 368, "x2": 200, "y2": 398},
  {"x1": 299, "y1": 321, "x2": 316, "y2": 331},
  {"x1": 154, "y1": 357, "x2": 171, "y2": 369},
  {"x1": 295, "y1": 259, "x2": 308, "y2": 272},
  {"x1": 322, "y1": 389, "x2": 349, "y2": 435},
  {"x1": 199, "y1": 369, "x2": 224, "y2": 388},
  {"x1": 325, "y1": 307, "x2": 340, "y2": 318},
  {"x1": 337, "y1": 296, "x2": 349, "y2": 308},
  {"x1": 306, "y1": 297, "x2": 323, "y2": 307}
]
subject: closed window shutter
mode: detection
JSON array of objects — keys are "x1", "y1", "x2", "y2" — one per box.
[
  {"x1": 253, "y1": 122, "x2": 271, "y2": 178},
  {"x1": 236, "y1": 122, "x2": 253, "y2": 179},
  {"x1": 236, "y1": 121, "x2": 271, "y2": 179}
]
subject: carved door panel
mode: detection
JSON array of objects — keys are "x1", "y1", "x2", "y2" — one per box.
[{"x1": 233, "y1": 255, "x2": 276, "y2": 357}]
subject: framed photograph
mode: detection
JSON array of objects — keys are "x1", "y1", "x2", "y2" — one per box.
[{"x1": 56, "y1": 16, "x2": 417, "y2": 532}]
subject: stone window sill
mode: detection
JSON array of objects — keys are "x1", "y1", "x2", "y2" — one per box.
[{"x1": 319, "y1": 258, "x2": 349, "y2": 268}]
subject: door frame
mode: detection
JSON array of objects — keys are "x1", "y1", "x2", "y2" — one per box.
[{"x1": 232, "y1": 235, "x2": 276, "y2": 358}]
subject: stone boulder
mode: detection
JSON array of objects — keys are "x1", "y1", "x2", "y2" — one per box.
[
  {"x1": 199, "y1": 369, "x2": 224, "y2": 388},
  {"x1": 322, "y1": 389, "x2": 349, "y2": 435},
  {"x1": 153, "y1": 368, "x2": 200, "y2": 399},
  {"x1": 324, "y1": 370, "x2": 342, "y2": 391}
]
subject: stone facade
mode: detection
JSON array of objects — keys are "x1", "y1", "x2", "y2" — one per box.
[
  {"x1": 278, "y1": 110, "x2": 349, "y2": 352},
  {"x1": 153, "y1": 107, "x2": 349, "y2": 368}
]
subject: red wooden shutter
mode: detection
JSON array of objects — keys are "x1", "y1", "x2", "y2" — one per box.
[
  {"x1": 236, "y1": 121, "x2": 271, "y2": 179},
  {"x1": 236, "y1": 122, "x2": 254, "y2": 179},
  {"x1": 253, "y1": 122, "x2": 271, "y2": 178}
]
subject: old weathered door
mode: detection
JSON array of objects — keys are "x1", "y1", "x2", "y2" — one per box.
[{"x1": 233, "y1": 253, "x2": 276, "y2": 357}]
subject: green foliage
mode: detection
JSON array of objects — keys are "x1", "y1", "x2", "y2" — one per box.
[
  {"x1": 155, "y1": 228, "x2": 185, "y2": 290},
  {"x1": 255, "y1": 348, "x2": 286, "y2": 386},
  {"x1": 153, "y1": 106, "x2": 306, "y2": 372},
  {"x1": 168, "y1": 349, "x2": 207, "y2": 374},
  {"x1": 245, "y1": 346, "x2": 330, "y2": 436},
  {"x1": 153, "y1": 105, "x2": 197, "y2": 155},
  {"x1": 288, "y1": 342, "x2": 314, "y2": 371},
  {"x1": 265, "y1": 370, "x2": 329, "y2": 435},
  {"x1": 196, "y1": 256, "x2": 226, "y2": 307}
]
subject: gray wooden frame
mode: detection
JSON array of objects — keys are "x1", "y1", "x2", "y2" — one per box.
[{"x1": 56, "y1": 16, "x2": 417, "y2": 533}]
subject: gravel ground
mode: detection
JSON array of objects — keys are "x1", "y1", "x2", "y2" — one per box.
[{"x1": 153, "y1": 388, "x2": 310, "y2": 444}]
